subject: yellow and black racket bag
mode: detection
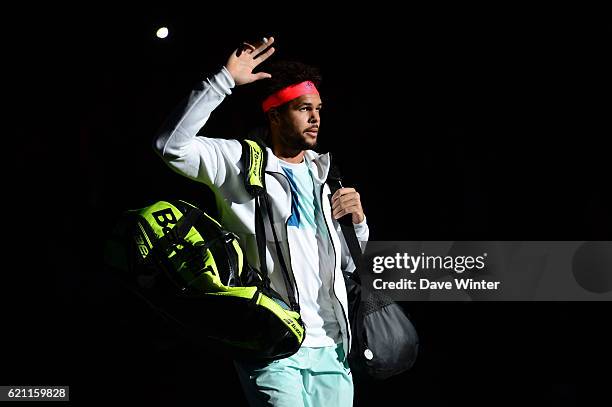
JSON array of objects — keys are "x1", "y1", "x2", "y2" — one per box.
[{"x1": 105, "y1": 199, "x2": 304, "y2": 362}]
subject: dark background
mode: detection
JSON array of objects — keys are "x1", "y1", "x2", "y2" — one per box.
[{"x1": 4, "y1": 4, "x2": 611, "y2": 405}]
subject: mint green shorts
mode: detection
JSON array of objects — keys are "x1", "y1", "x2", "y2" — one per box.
[{"x1": 234, "y1": 343, "x2": 353, "y2": 407}]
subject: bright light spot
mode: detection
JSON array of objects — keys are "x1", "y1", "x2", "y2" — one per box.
[{"x1": 156, "y1": 27, "x2": 169, "y2": 39}]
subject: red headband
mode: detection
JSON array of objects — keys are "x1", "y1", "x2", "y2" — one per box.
[{"x1": 262, "y1": 81, "x2": 319, "y2": 113}]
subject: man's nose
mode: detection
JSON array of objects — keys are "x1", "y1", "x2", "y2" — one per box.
[{"x1": 309, "y1": 110, "x2": 320, "y2": 123}]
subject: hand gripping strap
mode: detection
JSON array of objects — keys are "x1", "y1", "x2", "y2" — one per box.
[{"x1": 327, "y1": 166, "x2": 365, "y2": 287}]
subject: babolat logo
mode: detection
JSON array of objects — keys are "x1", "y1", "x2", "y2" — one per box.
[
  {"x1": 252, "y1": 148, "x2": 260, "y2": 161},
  {"x1": 134, "y1": 233, "x2": 149, "y2": 258},
  {"x1": 250, "y1": 148, "x2": 262, "y2": 173},
  {"x1": 152, "y1": 208, "x2": 178, "y2": 236}
]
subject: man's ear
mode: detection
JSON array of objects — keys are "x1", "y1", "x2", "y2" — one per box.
[{"x1": 268, "y1": 109, "x2": 280, "y2": 124}]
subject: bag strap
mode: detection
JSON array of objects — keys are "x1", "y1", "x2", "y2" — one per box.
[
  {"x1": 242, "y1": 138, "x2": 267, "y2": 197},
  {"x1": 137, "y1": 205, "x2": 204, "y2": 292},
  {"x1": 253, "y1": 196, "x2": 270, "y2": 289},
  {"x1": 326, "y1": 166, "x2": 365, "y2": 286},
  {"x1": 241, "y1": 138, "x2": 300, "y2": 312},
  {"x1": 153, "y1": 205, "x2": 202, "y2": 255},
  {"x1": 242, "y1": 137, "x2": 272, "y2": 287}
]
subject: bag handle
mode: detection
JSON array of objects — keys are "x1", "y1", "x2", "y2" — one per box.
[{"x1": 153, "y1": 205, "x2": 202, "y2": 255}]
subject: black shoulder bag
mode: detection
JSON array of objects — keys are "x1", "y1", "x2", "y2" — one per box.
[{"x1": 327, "y1": 167, "x2": 419, "y2": 380}]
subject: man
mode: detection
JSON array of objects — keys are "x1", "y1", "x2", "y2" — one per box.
[{"x1": 153, "y1": 36, "x2": 368, "y2": 406}]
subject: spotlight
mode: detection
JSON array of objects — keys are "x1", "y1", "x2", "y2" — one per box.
[{"x1": 156, "y1": 27, "x2": 169, "y2": 39}]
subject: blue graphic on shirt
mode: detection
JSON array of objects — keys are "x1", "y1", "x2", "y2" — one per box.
[
  {"x1": 281, "y1": 166, "x2": 316, "y2": 229},
  {"x1": 283, "y1": 168, "x2": 300, "y2": 227}
]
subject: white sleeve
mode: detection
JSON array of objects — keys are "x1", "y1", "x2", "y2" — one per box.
[
  {"x1": 338, "y1": 216, "x2": 369, "y2": 273},
  {"x1": 152, "y1": 66, "x2": 243, "y2": 188}
]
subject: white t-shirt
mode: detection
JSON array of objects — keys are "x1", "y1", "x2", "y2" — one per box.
[{"x1": 280, "y1": 159, "x2": 341, "y2": 347}]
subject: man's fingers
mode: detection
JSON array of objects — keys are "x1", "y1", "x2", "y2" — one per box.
[
  {"x1": 333, "y1": 204, "x2": 361, "y2": 219},
  {"x1": 332, "y1": 188, "x2": 357, "y2": 202},
  {"x1": 332, "y1": 195, "x2": 360, "y2": 211},
  {"x1": 252, "y1": 36, "x2": 275, "y2": 61},
  {"x1": 242, "y1": 42, "x2": 256, "y2": 53},
  {"x1": 236, "y1": 37, "x2": 271, "y2": 58},
  {"x1": 254, "y1": 46, "x2": 275, "y2": 63},
  {"x1": 334, "y1": 207, "x2": 346, "y2": 218},
  {"x1": 330, "y1": 189, "x2": 365, "y2": 222},
  {"x1": 254, "y1": 36, "x2": 274, "y2": 53},
  {"x1": 332, "y1": 189, "x2": 359, "y2": 205},
  {"x1": 333, "y1": 192, "x2": 359, "y2": 205},
  {"x1": 254, "y1": 72, "x2": 272, "y2": 80},
  {"x1": 235, "y1": 42, "x2": 256, "y2": 57}
]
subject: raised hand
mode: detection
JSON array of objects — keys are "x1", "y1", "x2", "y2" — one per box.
[{"x1": 225, "y1": 36, "x2": 276, "y2": 86}]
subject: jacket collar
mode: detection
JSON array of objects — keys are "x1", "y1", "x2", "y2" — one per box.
[{"x1": 265, "y1": 148, "x2": 331, "y2": 184}]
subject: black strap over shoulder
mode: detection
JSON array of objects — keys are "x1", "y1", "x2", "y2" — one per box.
[
  {"x1": 327, "y1": 165, "x2": 364, "y2": 284},
  {"x1": 240, "y1": 138, "x2": 300, "y2": 312}
]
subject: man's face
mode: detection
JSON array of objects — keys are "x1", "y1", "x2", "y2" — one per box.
[{"x1": 275, "y1": 93, "x2": 322, "y2": 151}]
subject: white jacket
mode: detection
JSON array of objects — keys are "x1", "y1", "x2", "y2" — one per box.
[{"x1": 153, "y1": 67, "x2": 369, "y2": 359}]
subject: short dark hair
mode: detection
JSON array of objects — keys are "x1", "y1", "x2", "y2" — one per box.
[
  {"x1": 248, "y1": 61, "x2": 322, "y2": 143},
  {"x1": 260, "y1": 60, "x2": 322, "y2": 109}
]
